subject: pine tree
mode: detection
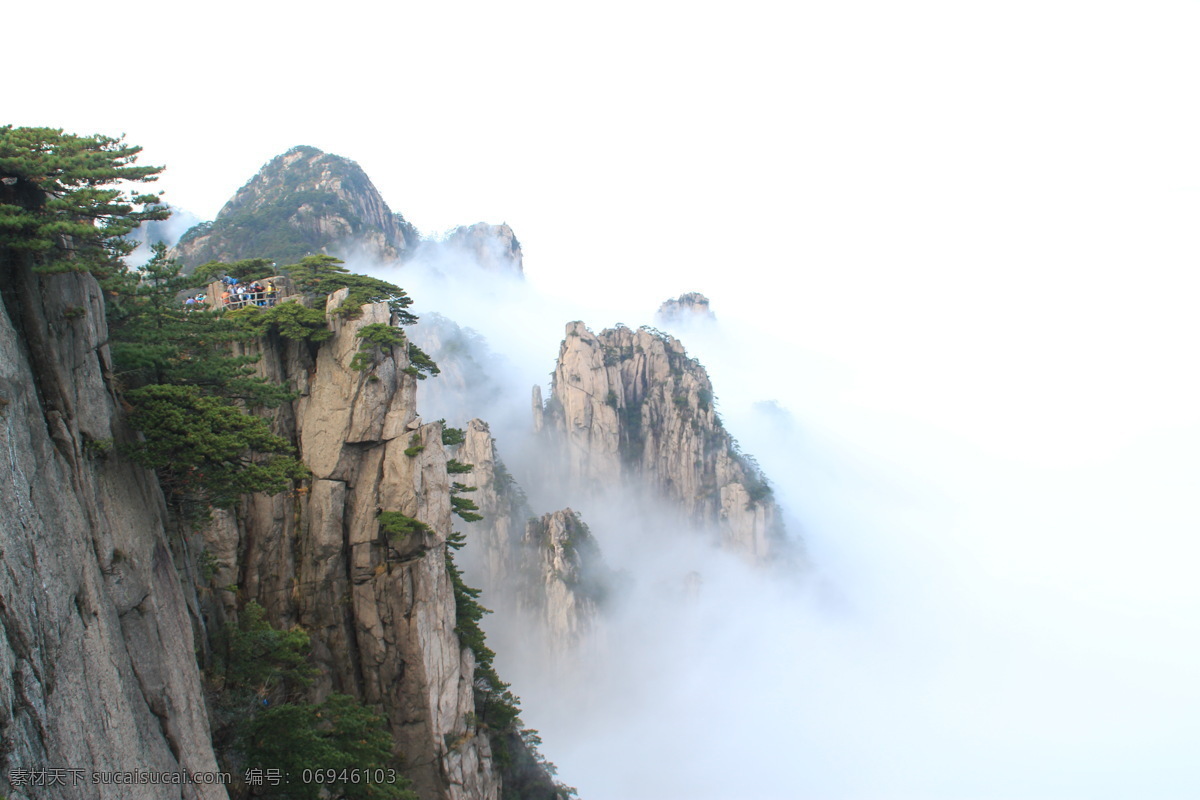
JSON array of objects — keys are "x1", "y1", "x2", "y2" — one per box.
[
  {"x1": 107, "y1": 245, "x2": 304, "y2": 511},
  {"x1": 0, "y1": 125, "x2": 168, "y2": 276},
  {"x1": 107, "y1": 243, "x2": 295, "y2": 406},
  {"x1": 284, "y1": 254, "x2": 418, "y2": 323}
]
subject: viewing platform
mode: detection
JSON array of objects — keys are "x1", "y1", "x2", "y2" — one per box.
[{"x1": 199, "y1": 275, "x2": 298, "y2": 311}]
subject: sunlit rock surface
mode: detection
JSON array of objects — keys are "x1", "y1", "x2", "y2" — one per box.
[
  {"x1": 538, "y1": 321, "x2": 786, "y2": 560},
  {"x1": 198, "y1": 298, "x2": 502, "y2": 800}
]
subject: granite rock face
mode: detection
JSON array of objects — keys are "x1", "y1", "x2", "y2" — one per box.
[
  {"x1": 0, "y1": 261, "x2": 226, "y2": 800},
  {"x1": 518, "y1": 509, "x2": 606, "y2": 652},
  {"x1": 174, "y1": 146, "x2": 418, "y2": 268},
  {"x1": 539, "y1": 322, "x2": 785, "y2": 560},
  {"x1": 453, "y1": 420, "x2": 528, "y2": 597},
  {"x1": 451, "y1": 421, "x2": 604, "y2": 655},
  {"x1": 198, "y1": 296, "x2": 503, "y2": 800}
]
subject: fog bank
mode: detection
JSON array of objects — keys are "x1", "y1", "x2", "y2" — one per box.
[{"x1": 357, "y1": 219, "x2": 1200, "y2": 798}]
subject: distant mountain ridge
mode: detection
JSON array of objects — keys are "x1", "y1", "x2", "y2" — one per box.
[{"x1": 174, "y1": 146, "x2": 419, "y2": 267}]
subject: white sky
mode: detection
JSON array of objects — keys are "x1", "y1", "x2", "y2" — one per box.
[
  {"x1": 9, "y1": 2, "x2": 1200, "y2": 318},
  {"x1": 10, "y1": 1, "x2": 1200, "y2": 796}
]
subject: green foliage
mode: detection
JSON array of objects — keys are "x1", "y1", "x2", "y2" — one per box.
[
  {"x1": 451, "y1": 495, "x2": 483, "y2": 523},
  {"x1": 351, "y1": 323, "x2": 406, "y2": 371},
  {"x1": 618, "y1": 400, "x2": 645, "y2": 464},
  {"x1": 444, "y1": 532, "x2": 520, "y2": 732},
  {"x1": 177, "y1": 220, "x2": 212, "y2": 247},
  {"x1": 108, "y1": 244, "x2": 293, "y2": 408},
  {"x1": 605, "y1": 390, "x2": 618, "y2": 408},
  {"x1": 228, "y1": 301, "x2": 333, "y2": 343},
  {"x1": 199, "y1": 548, "x2": 221, "y2": 583},
  {"x1": 240, "y1": 696, "x2": 415, "y2": 800},
  {"x1": 175, "y1": 146, "x2": 419, "y2": 269},
  {"x1": 440, "y1": 423, "x2": 466, "y2": 446},
  {"x1": 357, "y1": 322, "x2": 407, "y2": 348},
  {"x1": 124, "y1": 384, "x2": 308, "y2": 508},
  {"x1": 601, "y1": 342, "x2": 634, "y2": 367},
  {"x1": 493, "y1": 728, "x2": 579, "y2": 800},
  {"x1": 215, "y1": 601, "x2": 314, "y2": 696},
  {"x1": 283, "y1": 254, "x2": 417, "y2": 323},
  {"x1": 492, "y1": 459, "x2": 531, "y2": 521},
  {"x1": 446, "y1": 459, "x2": 473, "y2": 475},
  {"x1": 83, "y1": 437, "x2": 114, "y2": 457},
  {"x1": 443, "y1": 534, "x2": 571, "y2": 798},
  {"x1": 212, "y1": 603, "x2": 415, "y2": 800},
  {"x1": 737, "y1": 452, "x2": 774, "y2": 507},
  {"x1": 377, "y1": 511, "x2": 432, "y2": 541},
  {"x1": 220, "y1": 194, "x2": 341, "y2": 265},
  {"x1": 403, "y1": 341, "x2": 440, "y2": 380},
  {"x1": 0, "y1": 126, "x2": 167, "y2": 275},
  {"x1": 190, "y1": 257, "x2": 276, "y2": 286},
  {"x1": 403, "y1": 433, "x2": 424, "y2": 458}
]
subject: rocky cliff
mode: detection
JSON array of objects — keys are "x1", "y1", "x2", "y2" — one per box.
[
  {"x1": 174, "y1": 146, "x2": 419, "y2": 268},
  {"x1": 0, "y1": 260, "x2": 226, "y2": 800},
  {"x1": 539, "y1": 322, "x2": 785, "y2": 560},
  {"x1": 0, "y1": 260, "x2": 559, "y2": 798},
  {"x1": 437, "y1": 223, "x2": 524, "y2": 276},
  {"x1": 197, "y1": 293, "x2": 509, "y2": 800}
]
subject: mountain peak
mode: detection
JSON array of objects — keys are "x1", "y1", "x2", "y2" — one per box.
[
  {"x1": 655, "y1": 292, "x2": 716, "y2": 325},
  {"x1": 443, "y1": 221, "x2": 524, "y2": 274},
  {"x1": 174, "y1": 146, "x2": 418, "y2": 267}
]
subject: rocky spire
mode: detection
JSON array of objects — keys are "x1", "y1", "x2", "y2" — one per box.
[
  {"x1": 439, "y1": 222, "x2": 524, "y2": 275},
  {"x1": 538, "y1": 322, "x2": 785, "y2": 560},
  {"x1": 655, "y1": 292, "x2": 716, "y2": 325},
  {"x1": 452, "y1": 420, "x2": 605, "y2": 655},
  {"x1": 199, "y1": 294, "x2": 503, "y2": 800},
  {"x1": 518, "y1": 509, "x2": 608, "y2": 650}
]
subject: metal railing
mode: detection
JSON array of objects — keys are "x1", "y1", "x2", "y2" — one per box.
[
  {"x1": 192, "y1": 276, "x2": 296, "y2": 311},
  {"x1": 220, "y1": 289, "x2": 280, "y2": 310}
]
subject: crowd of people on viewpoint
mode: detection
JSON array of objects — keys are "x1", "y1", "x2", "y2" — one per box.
[{"x1": 182, "y1": 275, "x2": 280, "y2": 310}]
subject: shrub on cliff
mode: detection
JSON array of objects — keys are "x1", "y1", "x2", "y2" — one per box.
[
  {"x1": 228, "y1": 301, "x2": 333, "y2": 344},
  {"x1": 284, "y1": 254, "x2": 418, "y2": 323}
]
